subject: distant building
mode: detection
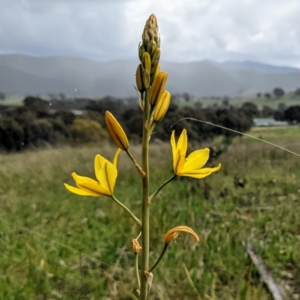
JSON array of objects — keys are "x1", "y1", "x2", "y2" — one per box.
[{"x1": 252, "y1": 118, "x2": 288, "y2": 127}]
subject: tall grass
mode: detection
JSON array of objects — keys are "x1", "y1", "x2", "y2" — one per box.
[{"x1": 0, "y1": 130, "x2": 299, "y2": 299}]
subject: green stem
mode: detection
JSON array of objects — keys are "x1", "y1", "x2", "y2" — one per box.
[
  {"x1": 126, "y1": 149, "x2": 146, "y2": 177},
  {"x1": 148, "y1": 243, "x2": 169, "y2": 272},
  {"x1": 135, "y1": 253, "x2": 141, "y2": 291},
  {"x1": 111, "y1": 195, "x2": 142, "y2": 227},
  {"x1": 140, "y1": 88, "x2": 150, "y2": 300},
  {"x1": 148, "y1": 174, "x2": 177, "y2": 204}
]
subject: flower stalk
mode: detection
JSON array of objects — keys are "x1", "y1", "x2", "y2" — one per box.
[
  {"x1": 111, "y1": 195, "x2": 141, "y2": 227},
  {"x1": 148, "y1": 174, "x2": 177, "y2": 204},
  {"x1": 140, "y1": 86, "x2": 151, "y2": 300}
]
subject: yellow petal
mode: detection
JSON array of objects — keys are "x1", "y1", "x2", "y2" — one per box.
[
  {"x1": 183, "y1": 148, "x2": 210, "y2": 171},
  {"x1": 71, "y1": 172, "x2": 99, "y2": 187},
  {"x1": 170, "y1": 131, "x2": 177, "y2": 170},
  {"x1": 175, "y1": 153, "x2": 186, "y2": 175},
  {"x1": 104, "y1": 160, "x2": 117, "y2": 194},
  {"x1": 94, "y1": 154, "x2": 110, "y2": 191},
  {"x1": 64, "y1": 183, "x2": 100, "y2": 196},
  {"x1": 177, "y1": 129, "x2": 187, "y2": 157},
  {"x1": 72, "y1": 172, "x2": 111, "y2": 195},
  {"x1": 113, "y1": 148, "x2": 122, "y2": 167},
  {"x1": 78, "y1": 180, "x2": 111, "y2": 196},
  {"x1": 181, "y1": 163, "x2": 221, "y2": 179},
  {"x1": 164, "y1": 226, "x2": 199, "y2": 244}
]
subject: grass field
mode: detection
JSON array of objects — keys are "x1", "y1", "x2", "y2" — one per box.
[
  {"x1": 0, "y1": 127, "x2": 300, "y2": 299},
  {"x1": 176, "y1": 94, "x2": 300, "y2": 110}
]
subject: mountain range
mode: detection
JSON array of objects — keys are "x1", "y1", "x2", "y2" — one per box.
[{"x1": 0, "y1": 54, "x2": 300, "y2": 98}]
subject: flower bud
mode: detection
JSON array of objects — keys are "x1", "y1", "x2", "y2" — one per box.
[
  {"x1": 164, "y1": 226, "x2": 199, "y2": 244},
  {"x1": 150, "y1": 72, "x2": 168, "y2": 106},
  {"x1": 105, "y1": 111, "x2": 129, "y2": 150},
  {"x1": 142, "y1": 52, "x2": 151, "y2": 74},
  {"x1": 138, "y1": 43, "x2": 146, "y2": 62},
  {"x1": 142, "y1": 14, "x2": 159, "y2": 49},
  {"x1": 151, "y1": 63, "x2": 160, "y2": 85},
  {"x1": 153, "y1": 91, "x2": 171, "y2": 123},
  {"x1": 132, "y1": 238, "x2": 142, "y2": 253},
  {"x1": 151, "y1": 48, "x2": 160, "y2": 74},
  {"x1": 136, "y1": 64, "x2": 145, "y2": 93}
]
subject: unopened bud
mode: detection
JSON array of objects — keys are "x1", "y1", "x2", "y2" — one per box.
[
  {"x1": 142, "y1": 52, "x2": 151, "y2": 74},
  {"x1": 150, "y1": 72, "x2": 168, "y2": 106},
  {"x1": 147, "y1": 40, "x2": 157, "y2": 55},
  {"x1": 151, "y1": 48, "x2": 160, "y2": 74},
  {"x1": 136, "y1": 64, "x2": 145, "y2": 93},
  {"x1": 151, "y1": 63, "x2": 160, "y2": 85},
  {"x1": 105, "y1": 111, "x2": 129, "y2": 150},
  {"x1": 138, "y1": 43, "x2": 146, "y2": 62},
  {"x1": 153, "y1": 91, "x2": 171, "y2": 123}
]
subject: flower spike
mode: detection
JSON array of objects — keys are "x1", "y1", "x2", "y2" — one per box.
[{"x1": 105, "y1": 111, "x2": 129, "y2": 150}]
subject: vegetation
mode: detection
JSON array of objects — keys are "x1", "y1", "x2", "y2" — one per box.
[{"x1": 0, "y1": 126, "x2": 299, "y2": 299}]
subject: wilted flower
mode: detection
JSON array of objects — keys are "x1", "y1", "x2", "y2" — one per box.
[{"x1": 164, "y1": 226, "x2": 199, "y2": 244}]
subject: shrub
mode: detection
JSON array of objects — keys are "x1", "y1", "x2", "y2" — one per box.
[
  {"x1": 0, "y1": 117, "x2": 24, "y2": 151},
  {"x1": 70, "y1": 119, "x2": 109, "y2": 144}
]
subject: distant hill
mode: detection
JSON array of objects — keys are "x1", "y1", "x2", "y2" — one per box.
[{"x1": 0, "y1": 54, "x2": 300, "y2": 98}]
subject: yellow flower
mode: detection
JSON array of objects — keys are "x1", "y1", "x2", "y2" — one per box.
[
  {"x1": 105, "y1": 111, "x2": 129, "y2": 150},
  {"x1": 64, "y1": 149, "x2": 121, "y2": 197},
  {"x1": 164, "y1": 226, "x2": 199, "y2": 244},
  {"x1": 171, "y1": 129, "x2": 221, "y2": 178}
]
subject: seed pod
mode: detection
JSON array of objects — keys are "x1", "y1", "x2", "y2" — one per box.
[{"x1": 150, "y1": 72, "x2": 168, "y2": 106}]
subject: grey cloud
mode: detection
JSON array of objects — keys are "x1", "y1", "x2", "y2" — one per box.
[{"x1": 1, "y1": 0, "x2": 300, "y2": 67}]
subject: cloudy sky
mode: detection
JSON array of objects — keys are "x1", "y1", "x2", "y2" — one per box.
[{"x1": 1, "y1": 0, "x2": 300, "y2": 67}]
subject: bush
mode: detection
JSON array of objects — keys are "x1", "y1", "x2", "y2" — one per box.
[
  {"x1": 70, "y1": 119, "x2": 109, "y2": 144},
  {"x1": 0, "y1": 117, "x2": 24, "y2": 151}
]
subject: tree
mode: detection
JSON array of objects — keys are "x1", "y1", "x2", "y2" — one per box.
[
  {"x1": 284, "y1": 105, "x2": 300, "y2": 123},
  {"x1": 264, "y1": 93, "x2": 271, "y2": 99},
  {"x1": 0, "y1": 91, "x2": 5, "y2": 100},
  {"x1": 294, "y1": 88, "x2": 300, "y2": 96},
  {"x1": 273, "y1": 87, "x2": 285, "y2": 98},
  {"x1": 256, "y1": 93, "x2": 261, "y2": 98}
]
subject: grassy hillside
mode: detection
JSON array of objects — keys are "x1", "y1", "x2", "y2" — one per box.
[{"x1": 0, "y1": 128, "x2": 300, "y2": 299}]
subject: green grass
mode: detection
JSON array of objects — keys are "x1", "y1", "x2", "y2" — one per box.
[
  {"x1": 0, "y1": 131, "x2": 300, "y2": 299},
  {"x1": 175, "y1": 93, "x2": 300, "y2": 110}
]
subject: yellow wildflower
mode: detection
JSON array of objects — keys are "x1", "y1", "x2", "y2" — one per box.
[
  {"x1": 64, "y1": 149, "x2": 121, "y2": 197},
  {"x1": 171, "y1": 129, "x2": 221, "y2": 178},
  {"x1": 164, "y1": 226, "x2": 199, "y2": 244}
]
